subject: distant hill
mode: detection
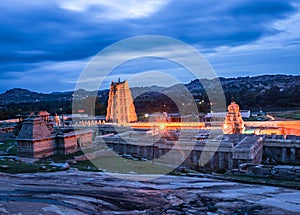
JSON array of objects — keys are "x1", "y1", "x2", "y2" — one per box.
[
  {"x1": 184, "y1": 74, "x2": 300, "y2": 111},
  {"x1": 0, "y1": 88, "x2": 73, "y2": 105},
  {"x1": 0, "y1": 85, "x2": 167, "y2": 106},
  {"x1": 131, "y1": 85, "x2": 166, "y2": 98},
  {"x1": 0, "y1": 74, "x2": 299, "y2": 119}
]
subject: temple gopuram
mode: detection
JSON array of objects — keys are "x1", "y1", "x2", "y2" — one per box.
[
  {"x1": 106, "y1": 79, "x2": 137, "y2": 124},
  {"x1": 223, "y1": 101, "x2": 245, "y2": 134}
]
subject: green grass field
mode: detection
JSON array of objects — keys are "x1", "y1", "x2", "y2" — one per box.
[
  {"x1": 0, "y1": 142, "x2": 173, "y2": 175},
  {"x1": 85, "y1": 156, "x2": 174, "y2": 174},
  {"x1": 0, "y1": 140, "x2": 17, "y2": 155}
]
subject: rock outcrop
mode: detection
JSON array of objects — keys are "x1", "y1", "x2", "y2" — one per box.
[{"x1": 0, "y1": 171, "x2": 299, "y2": 214}]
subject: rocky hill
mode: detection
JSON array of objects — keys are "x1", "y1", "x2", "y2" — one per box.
[
  {"x1": 142, "y1": 74, "x2": 300, "y2": 112},
  {"x1": 0, "y1": 88, "x2": 73, "y2": 105},
  {"x1": 0, "y1": 75, "x2": 299, "y2": 119},
  {"x1": 218, "y1": 75, "x2": 300, "y2": 109}
]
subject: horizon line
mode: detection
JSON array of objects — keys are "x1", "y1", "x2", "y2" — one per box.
[{"x1": 1, "y1": 73, "x2": 299, "y2": 94}]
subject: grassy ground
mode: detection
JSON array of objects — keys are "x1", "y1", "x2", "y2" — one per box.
[
  {"x1": 215, "y1": 173, "x2": 300, "y2": 190},
  {"x1": 273, "y1": 113, "x2": 300, "y2": 120},
  {"x1": 85, "y1": 156, "x2": 174, "y2": 174},
  {"x1": 0, "y1": 140, "x2": 17, "y2": 155},
  {"x1": 1, "y1": 146, "x2": 300, "y2": 190},
  {"x1": 0, "y1": 140, "x2": 64, "y2": 174},
  {"x1": 0, "y1": 142, "x2": 172, "y2": 175},
  {"x1": 0, "y1": 159, "x2": 57, "y2": 174},
  {"x1": 244, "y1": 116, "x2": 269, "y2": 121},
  {"x1": 0, "y1": 140, "x2": 299, "y2": 189},
  {"x1": 0, "y1": 155, "x2": 173, "y2": 175}
]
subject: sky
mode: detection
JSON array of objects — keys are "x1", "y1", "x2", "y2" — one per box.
[{"x1": 0, "y1": 0, "x2": 300, "y2": 93}]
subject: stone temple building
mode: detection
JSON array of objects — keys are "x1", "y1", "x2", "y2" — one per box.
[
  {"x1": 16, "y1": 117, "x2": 94, "y2": 158},
  {"x1": 99, "y1": 131, "x2": 264, "y2": 172},
  {"x1": 223, "y1": 102, "x2": 245, "y2": 134},
  {"x1": 106, "y1": 79, "x2": 137, "y2": 124}
]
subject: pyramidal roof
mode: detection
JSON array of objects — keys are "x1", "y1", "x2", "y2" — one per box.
[{"x1": 17, "y1": 118, "x2": 51, "y2": 140}]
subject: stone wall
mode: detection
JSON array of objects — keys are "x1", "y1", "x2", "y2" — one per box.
[
  {"x1": 233, "y1": 136, "x2": 264, "y2": 167},
  {"x1": 100, "y1": 134, "x2": 264, "y2": 172},
  {"x1": 56, "y1": 135, "x2": 78, "y2": 155},
  {"x1": 32, "y1": 138, "x2": 57, "y2": 158},
  {"x1": 18, "y1": 137, "x2": 57, "y2": 158},
  {"x1": 237, "y1": 164, "x2": 300, "y2": 181},
  {"x1": 263, "y1": 136, "x2": 300, "y2": 165},
  {"x1": 17, "y1": 140, "x2": 34, "y2": 157},
  {"x1": 76, "y1": 131, "x2": 94, "y2": 147}
]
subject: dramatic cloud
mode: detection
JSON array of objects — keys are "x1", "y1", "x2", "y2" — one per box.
[
  {"x1": 59, "y1": 0, "x2": 171, "y2": 20},
  {"x1": 0, "y1": 0, "x2": 299, "y2": 92}
]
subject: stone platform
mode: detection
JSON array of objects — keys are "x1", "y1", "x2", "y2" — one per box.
[{"x1": 0, "y1": 171, "x2": 299, "y2": 214}]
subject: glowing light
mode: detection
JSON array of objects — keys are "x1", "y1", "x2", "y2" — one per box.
[
  {"x1": 130, "y1": 122, "x2": 205, "y2": 130},
  {"x1": 144, "y1": 113, "x2": 149, "y2": 118},
  {"x1": 266, "y1": 114, "x2": 275, "y2": 121},
  {"x1": 159, "y1": 124, "x2": 165, "y2": 130}
]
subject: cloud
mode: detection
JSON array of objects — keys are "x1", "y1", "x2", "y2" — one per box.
[
  {"x1": 137, "y1": 0, "x2": 297, "y2": 47},
  {"x1": 203, "y1": 5, "x2": 300, "y2": 77},
  {"x1": 59, "y1": 0, "x2": 171, "y2": 20},
  {"x1": 1, "y1": 0, "x2": 297, "y2": 63},
  {"x1": 229, "y1": 0, "x2": 296, "y2": 17},
  {"x1": 0, "y1": 59, "x2": 88, "y2": 93},
  {"x1": 0, "y1": 0, "x2": 299, "y2": 92}
]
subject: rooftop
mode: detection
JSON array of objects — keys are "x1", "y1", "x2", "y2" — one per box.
[{"x1": 16, "y1": 118, "x2": 51, "y2": 140}]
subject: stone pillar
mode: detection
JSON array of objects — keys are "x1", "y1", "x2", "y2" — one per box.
[
  {"x1": 192, "y1": 151, "x2": 198, "y2": 166},
  {"x1": 228, "y1": 153, "x2": 232, "y2": 170},
  {"x1": 291, "y1": 147, "x2": 296, "y2": 162},
  {"x1": 218, "y1": 152, "x2": 223, "y2": 169},
  {"x1": 281, "y1": 147, "x2": 287, "y2": 163}
]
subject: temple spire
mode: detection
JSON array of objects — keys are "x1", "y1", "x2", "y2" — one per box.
[
  {"x1": 223, "y1": 101, "x2": 245, "y2": 134},
  {"x1": 106, "y1": 80, "x2": 137, "y2": 124}
]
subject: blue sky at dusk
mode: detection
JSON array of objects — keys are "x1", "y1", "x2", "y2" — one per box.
[{"x1": 0, "y1": 0, "x2": 299, "y2": 93}]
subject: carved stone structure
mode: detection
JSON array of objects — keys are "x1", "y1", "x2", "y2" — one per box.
[
  {"x1": 38, "y1": 111, "x2": 50, "y2": 121},
  {"x1": 54, "y1": 114, "x2": 61, "y2": 126},
  {"x1": 99, "y1": 132, "x2": 263, "y2": 171},
  {"x1": 106, "y1": 79, "x2": 137, "y2": 124},
  {"x1": 16, "y1": 118, "x2": 94, "y2": 158},
  {"x1": 223, "y1": 102, "x2": 245, "y2": 134},
  {"x1": 263, "y1": 135, "x2": 300, "y2": 165}
]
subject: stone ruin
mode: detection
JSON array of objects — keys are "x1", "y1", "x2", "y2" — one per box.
[
  {"x1": 99, "y1": 131, "x2": 263, "y2": 172},
  {"x1": 16, "y1": 117, "x2": 94, "y2": 158}
]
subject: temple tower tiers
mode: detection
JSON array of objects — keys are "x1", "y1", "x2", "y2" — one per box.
[
  {"x1": 106, "y1": 79, "x2": 137, "y2": 124},
  {"x1": 223, "y1": 101, "x2": 245, "y2": 134}
]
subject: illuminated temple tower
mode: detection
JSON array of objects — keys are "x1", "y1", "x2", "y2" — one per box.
[
  {"x1": 106, "y1": 79, "x2": 137, "y2": 124},
  {"x1": 223, "y1": 101, "x2": 245, "y2": 134}
]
